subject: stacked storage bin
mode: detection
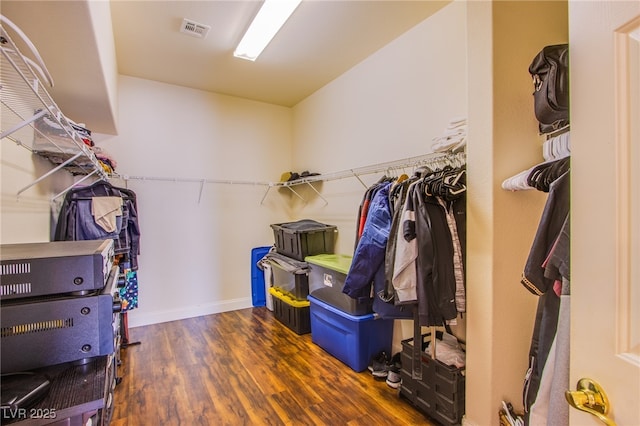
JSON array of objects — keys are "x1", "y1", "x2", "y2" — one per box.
[
  {"x1": 305, "y1": 254, "x2": 394, "y2": 372},
  {"x1": 266, "y1": 220, "x2": 337, "y2": 334},
  {"x1": 305, "y1": 254, "x2": 372, "y2": 315}
]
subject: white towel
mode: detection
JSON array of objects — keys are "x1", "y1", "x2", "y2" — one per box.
[{"x1": 91, "y1": 196, "x2": 123, "y2": 233}]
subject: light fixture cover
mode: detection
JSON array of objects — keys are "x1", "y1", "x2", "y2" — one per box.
[{"x1": 234, "y1": 0, "x2": 302, "y2": 61}]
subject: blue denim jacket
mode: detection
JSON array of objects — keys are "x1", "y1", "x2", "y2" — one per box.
[{"x1": 343, "y1": 181, "x2": 412, "y2": 319}]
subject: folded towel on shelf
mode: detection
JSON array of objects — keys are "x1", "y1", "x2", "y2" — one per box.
[{"x1": 91, "y1": 196, "x2": 123, "y2": 233}]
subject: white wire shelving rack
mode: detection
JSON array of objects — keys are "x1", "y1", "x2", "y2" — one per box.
[
  {"x1": 115, "y1": 150, "x2": 466, "y2": 205},
  {"x1": 1, "y1": 15, "x2": 108, "y2": 199}
]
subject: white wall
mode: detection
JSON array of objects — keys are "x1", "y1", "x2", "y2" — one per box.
[
  {"x1": 98, "y1": 76, "x2": 293, "y2": 327},
  {"x1": 87, "y1": 0, "x2": 120, "y2": 134},
  {"x1": 1, "y1": 121, "x2": 78, "y2": 243},
  {"x1": 291, "y1": 1, "x2": 468, "y2": 256},
  {"x1": 1, "y1": 143, "x2": 66, "y2": 243}
]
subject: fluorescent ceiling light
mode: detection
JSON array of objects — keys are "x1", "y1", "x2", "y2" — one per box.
[{"x1": 234, "y1": 0, "x2": 302, "y2": 61}]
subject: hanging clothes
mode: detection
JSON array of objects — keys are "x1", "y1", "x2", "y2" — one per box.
[
  {"x1": 520, "y1": 160, "x2": 570, "y2": 426},
  {"x1": 387, "y1": 166, "x2": 467, "y2": 325},
  {"x1": 382, "y1": 174, "x2": 420, "y2": 303},
  {"x1": 119, "y1": 261, "x2": 139, "y2": 312},
  {"x1": 54, "y1": 180, "x2": 141, "y2": 271},
  {"x1": 343, "y1": 160, "x2": 467, "y2": 325},
  {"x1": 390, "y1": 179, "x2": 422, "y2": 304},
  {"x1": 528, "y1": 215, "x2": 570, "y2": 425},
  {"x1": 400, "y1": 167, "x2": 466, "y2": 326},
  {"x1": 353, "y1": 175, "x2": 392, "y2": 250},
  {"x1": 343, "y1": 180, "x2": 413, "y2": 319}
]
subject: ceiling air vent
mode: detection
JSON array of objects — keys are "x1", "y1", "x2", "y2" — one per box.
[{"x1": 180, "y1": 18, "x2": 211, "y2": 39}]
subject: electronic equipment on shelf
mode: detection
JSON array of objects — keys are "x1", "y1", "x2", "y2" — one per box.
[
  {"x1": 0, "y1": 240, "x2": 114, "y2": 300},
  {"x1": 0, "y1": 265, "x2": 122, "y2": 374}
]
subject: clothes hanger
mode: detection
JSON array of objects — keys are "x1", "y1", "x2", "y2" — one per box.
[
  {"x1": 544, "y1": 132, "x2": 570, "y2": 160},
  {"x1": 526, "y1": 156, "x2": 570, "y2": 192},
  {"x1": 444, "y1": 168, "x2": 465, "y2": 186},
  {"x1": 437, "y1": 167, "x2": 466, "y2": 198},
  {"x1": 502, "y1": 168, "x2": 536, "y2": 191},
  {"x1": 503, "y1": 131, "x2": 569, "y2": 191},
  {"x1": 422, "y1": 166, "x2": 465, "y2": 198}
]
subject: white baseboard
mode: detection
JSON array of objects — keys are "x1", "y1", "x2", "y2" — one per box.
[
  {"x1": 461, "y1": 415, "x2": 477, "y2": 426},
  {"x1": 125, "y1": 297, "x2": 253, "y2": 328}
]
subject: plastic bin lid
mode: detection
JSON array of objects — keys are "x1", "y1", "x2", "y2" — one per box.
[
  {"x1": 305, "y1": 253, "x2": 352, "y2": 274},
  {"x1": 264, "y1": 252, "x2": 309, "y2": 274},
  {"x1": 308, "y1": 295, "x2": 376, "y2": 321},
  {"x1": 251, "y1": 246, "x2": 272, "y2": 255},
  {"x1": 270, "y1": 219, "x2": 336, "y2": 232}
]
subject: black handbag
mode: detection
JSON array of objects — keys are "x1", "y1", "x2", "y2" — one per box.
[{"x1": 529, "y1": 44, "x2": 569, "y2": 134}]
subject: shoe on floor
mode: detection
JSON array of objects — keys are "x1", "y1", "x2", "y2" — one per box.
[
  {"x1": 385, "y1": 352, "x2": 402, "y2": 388},
  {"x1": 386, "y1": 370, "x2": 402, "y2": 389},
  {"x1": 368, "y1": 351, "x2": 388, "y2": 379}
]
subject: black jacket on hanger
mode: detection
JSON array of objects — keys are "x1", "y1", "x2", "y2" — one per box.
[
  {"x1": 408, "y1": 177, "x2": 466, "y2": 326},
  {"x1": 55, "y1": 180, "x2": 141, "y2": 270}
]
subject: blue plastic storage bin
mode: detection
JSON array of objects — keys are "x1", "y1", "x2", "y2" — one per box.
[
  {"x1": 251, "y1": 246, "x2": 271, "y2": 307},
  {"x1": 308, "y1": 294, "x2": 394, "y2": 372}
]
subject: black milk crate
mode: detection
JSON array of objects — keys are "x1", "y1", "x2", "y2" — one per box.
[
  {"x1": 269, "y1": 287, "x2": 311, "y2": 335},
  {"x1": 399, "y1": 334, "x2": 465, "y2": 426},
  {"x1": 270, "y1": 220, "x2": 337, "y2": 261}
]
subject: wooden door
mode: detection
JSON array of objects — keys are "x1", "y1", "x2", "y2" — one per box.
[{"x1": 570, "y1": 1, "x2": 640, "y2": 424}]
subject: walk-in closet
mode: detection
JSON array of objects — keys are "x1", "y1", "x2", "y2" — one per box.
[{"x1": 2, "y1": 1, "x2": 639, "y2": 425}]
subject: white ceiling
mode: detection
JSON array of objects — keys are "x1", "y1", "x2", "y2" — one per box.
[{"x1": 1, "y1": 0, "x2": 449, "y2": 134}]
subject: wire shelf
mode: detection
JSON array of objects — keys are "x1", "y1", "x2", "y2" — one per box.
[{"x1": 1, "y1": 16, "x2": 108, "y2": 196}]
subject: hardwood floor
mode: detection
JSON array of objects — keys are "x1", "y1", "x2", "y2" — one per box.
[{"x1": 111, "y1": 307, "x2": 436, "y2": 425}]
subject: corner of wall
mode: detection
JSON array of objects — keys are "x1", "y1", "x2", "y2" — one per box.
[
  {"x1": 87, "y1": 0, "x2": 120, "y2": 135},
  {"x1": 464, "y1": 1, "x2": 568, "y2": 425},
  {"x1": 465, "y1": 2, "x2": 497, "y2": 424}
]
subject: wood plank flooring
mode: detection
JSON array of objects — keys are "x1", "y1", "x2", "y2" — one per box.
[{"x1": 111, "y1": 307, "x2": 436, "y2": 425}]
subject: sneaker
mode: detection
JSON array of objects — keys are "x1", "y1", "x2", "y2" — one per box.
[
  {"x1": 385, "y1": 353, "x2": 402, "y2": 389},
  {"x1": 368, "y1": 351, "x2": 388, "y2": 379},
  {"x1": 386, "y1": 370, "x2": 402, "y2": 389}
]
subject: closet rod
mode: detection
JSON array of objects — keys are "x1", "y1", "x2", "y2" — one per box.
[
  {"x1": 115, "y1": 151, "x2": 464, "y2": 188},
  {"x1": 113, "y1": 151, "x2": 466, "y2": 204},
  {"x1": 264, "y1": 151, "x2": 465, "y2": 204},
  {"x1": 276, "y1": 151, "x2": 466, "y2": 188},
  {"x1": 116, "y1": 175, "x2": 271, "y2": 187}
]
